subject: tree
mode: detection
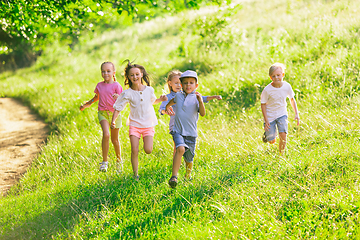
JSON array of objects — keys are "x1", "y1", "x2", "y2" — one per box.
[{"x1": 0, "y1": 0, "x2": 220, "y2": 70}]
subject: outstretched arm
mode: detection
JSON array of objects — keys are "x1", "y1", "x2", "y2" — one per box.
[
  {"x1": 290, "y1": 98, "x2": 300, "y2": 125},
  {"x1": 206, "y1": 95, "x2": 222, "y2": 101},
  {"x1": 153, "y1": 94, "x2": 168, "y2": 105},
  {"x1": 80, "y1": 94, "x2": 99, "y2": 111},
  {"x1": 261, "y1": 103, "x2": 270, "y2": 131},
  {"x1": 196, "y1": 92, "x2": 206, "y2": 117}
]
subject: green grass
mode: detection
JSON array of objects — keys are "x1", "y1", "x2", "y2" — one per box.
[{"x1": 1, "y1": 0, "x2": 360, "y2": 238}]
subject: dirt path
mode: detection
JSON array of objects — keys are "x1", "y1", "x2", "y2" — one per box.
[{"x1": 0, "y1": 98, "x2": 48, "y2": 195}]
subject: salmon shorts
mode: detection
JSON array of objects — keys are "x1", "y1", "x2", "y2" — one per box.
[{"x1": 129, "y1": 126, "x2": 155, "y2": 138}]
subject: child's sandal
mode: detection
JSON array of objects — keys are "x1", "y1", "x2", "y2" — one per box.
[{"x1": 168, "y1": 176, "x2": 178, "y2": 189}]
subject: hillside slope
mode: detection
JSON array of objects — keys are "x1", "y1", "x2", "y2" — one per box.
[{"x1": 1, "y1": 0, "x2": 360, "y2": 238}]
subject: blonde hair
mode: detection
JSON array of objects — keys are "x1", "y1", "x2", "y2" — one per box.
[
  {"x1": 167, "y1": 70, "x2": 182, "y2": 92},
  {"x1": 269, "y1": 63, "x2": 286, "y2": 76}
]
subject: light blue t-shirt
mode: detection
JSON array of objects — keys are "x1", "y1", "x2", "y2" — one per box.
[
  {"x1": 172, "y1": 91, "x2": 202, "y2": 137},
  {"x1": 159, "y1": 91, "x2": 208, "y2": 132}
]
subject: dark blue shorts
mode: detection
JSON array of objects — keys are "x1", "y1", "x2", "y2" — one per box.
[{"x1": 170, "y1": 131, "x2": 196, "y2": 163}]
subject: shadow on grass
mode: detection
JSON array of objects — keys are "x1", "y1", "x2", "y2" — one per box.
[{"x1": 0, "y1": 157, "x2": 253, "y2": 239}]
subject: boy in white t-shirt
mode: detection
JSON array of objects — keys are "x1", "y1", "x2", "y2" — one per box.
[{"x1": 260, "y1": 63, "x2": 300, "y2": 155}]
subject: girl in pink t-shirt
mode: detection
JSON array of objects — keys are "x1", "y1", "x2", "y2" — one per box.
[
  {"x1": 80, "y1": 62, "x2": 123, "y2": 172},
  {"x1": 111, "y1": 60, "x2": 167, "y2": 180}
]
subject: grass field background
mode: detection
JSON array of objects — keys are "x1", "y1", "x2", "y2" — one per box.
[{"x1": 1, "y1": 0, "x2": 360, "y2": 238}]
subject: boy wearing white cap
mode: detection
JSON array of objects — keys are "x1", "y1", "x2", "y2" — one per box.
[{"x1": 165, "y1": 70, "x2": 206, "y2": 188}]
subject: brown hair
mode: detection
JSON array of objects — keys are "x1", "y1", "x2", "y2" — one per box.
[
  {"x1": 123, "y1": 60, "x2": 150, "y2": 88},
  {"x1": 167, "y1": 70, "x2": 182, "y2": 92},
  {"x1": 101, "y1": 62, "x2": 117, "y2": 81}
]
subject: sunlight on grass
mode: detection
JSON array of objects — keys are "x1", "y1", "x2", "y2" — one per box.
[{"x1": 1, "y1": 0, "x2": 360, "y2": 238}]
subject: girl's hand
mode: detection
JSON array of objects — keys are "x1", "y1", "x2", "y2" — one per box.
[
  {"x1": 112, "y1": 93, "x2": 120, "y2": 99},
  {"x1": 159, "y1": 95, "x2": 168, "y2": 102},
  {"x1": 110, "y1": 122, "x2": 116, "y2": 129},
  {"x1": 165, "y1": 106, "x2": 175, "y2": 116},
  {"x1": 80, "y1": 103, "x2": 88, "y2": 111},
  {"x1": 166, "y1": 105, "x2": 175, "y2": 116},
  {"x1": 294, "y1": 114, "x2": 300, "y2": 125}
]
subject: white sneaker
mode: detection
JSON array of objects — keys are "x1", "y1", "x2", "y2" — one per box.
[
  {"x1": 116, "y1": 161, "x2": 123, "y2": 174},
  {"x1": 99, "y1": 161, "x2": 108, "y2": 172}
]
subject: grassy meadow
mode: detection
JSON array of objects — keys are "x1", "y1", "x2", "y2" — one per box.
[{"x1": 1, "y1": 0, "x2": 360, "y2": 238}]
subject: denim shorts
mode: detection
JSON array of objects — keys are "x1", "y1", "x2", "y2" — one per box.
[
  {"x1": 171, "y1": 131, "x2": 197, "y2": 163},
  {"x1": 98, "y1": 111, "x2": 121, "y2": 128},
  {"x1": 264, "y1": 115, "x2": 288, "y2": 142}
]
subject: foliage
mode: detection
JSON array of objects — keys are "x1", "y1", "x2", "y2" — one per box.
[
  {"x1": 1, "y1": 0, "x2": 360, "y2": 239},
  {"x1": 0, "y1": 0, "x2": 223, "y2": 71}
]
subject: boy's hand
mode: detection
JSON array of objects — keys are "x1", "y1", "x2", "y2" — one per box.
[
  {"x1": 264, "y1": 121, "x2": 270, "y2": 131},
  {"x1": 215, "y1": 95, "x2": 222, "y2": 100},
  {"x1": 166, "y1": 106, "x2": 175, "y2": 116},
  {"x1": 195, "y1": 92, "x2": 203, "y2": 102},
  {"x1": 295, "y1": 114, "x2": 300, "y2": 125},
  {"x1": 159, "y1": 94, "x2": 168, "y2": 102}
]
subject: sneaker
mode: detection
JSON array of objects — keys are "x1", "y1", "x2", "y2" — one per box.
[
  {"x1": 262, "y1": 132, "x2": 268, "y2": 143},
  {"x1": 116, "y1": 161, "x2": 123, "y2": 174},
  {"x1": 168, "y1": 176, "x2": 178, "y2": 189},
  {"x1": 99, "y1": 161, "x2": 108, "y2": 172}
]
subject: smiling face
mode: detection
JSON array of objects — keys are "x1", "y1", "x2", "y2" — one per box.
[
  {"x1": 101, "y1": 63, "x2": 116, "y2": 83},
  {"x1": 269, "y1": 67, "x2": 285, "y2": 87},
  {"x1": 168, "y1": 75, "x2": 182, "y2": 93},
  {"x1": 181, "y1": 77, "x2": 198, "y2": 94},
  {"x1": 128, "y1": 67, "x2": 143, "y2": 86}
]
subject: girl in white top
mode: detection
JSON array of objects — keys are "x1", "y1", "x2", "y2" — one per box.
[
  {"x1": 111, "y1": 60, "x2": 167, "y2": 180},
  {"x1": 260, "y1": 63, "x2": 300, "y2": 155}
]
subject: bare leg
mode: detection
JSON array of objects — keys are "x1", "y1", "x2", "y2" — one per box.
[
  {"x1": 129, "y1": 135, "x2": 140, "y2": 176},
  {"x1": 100, "y1": 120, "x2": 110, "y2": 162},
  {"x1": 279, "y1": 132, "x2": 287, "y2": 155},
  {"x1": 111, "y1": 127, "x2": 121, "y2": 162},
  {"x1": 172, "y1": 146, "x2": 185, "y2": 177},
  {"x1": 185, "y1": 161, "x2": 193, "y2": 179},
  {"x1": 172, "y1": 142, "x2": 176, "y2": 157},
  {"x1": 143, "y1": 135, "x2": 153, "y2": 154}
]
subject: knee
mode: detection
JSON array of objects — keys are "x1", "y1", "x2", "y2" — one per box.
[
  {"x1": 111, "y1": 137, "x2": 119, "y2": 146},
  {"x1": 131, "y1": 146, "x2": 139, "y2": 154},
  {"x1": 176, "y1": 146, "x2": 185, "y2": 155},
  {"x1": 144, "y1": 148, "x2": 152, "y2": 154},
  {"x1": 279, "y1": 133, "x2": 287, "y2": 142},
  {"x1": 103, "y1": 132, "x2": 110, "y2": 140},
  {"x1": 144, "y1": 146, "x2": 153, "y2": 154}
]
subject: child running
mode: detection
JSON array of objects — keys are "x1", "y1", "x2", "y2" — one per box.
[
  {"x1": 111, "y1": 60, "x2": 167, "y2": 180},
  {"x1": 165, "y1": 70, "x2": 206, "y2": 188},
  {"x1": 159, "y1": 70, "x2": 222, "y2": 155},
  {"x1": 80, "y1": 61, "x2": 123, "y2": 172},
  {"x1": 260, "y1": 63, "x2": 300, "y2": 155}
]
